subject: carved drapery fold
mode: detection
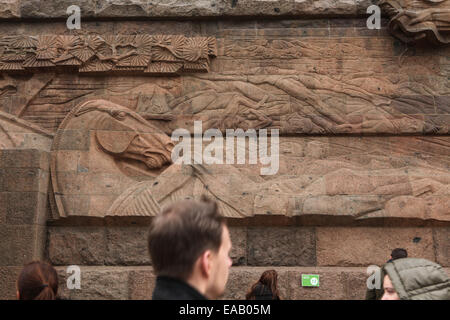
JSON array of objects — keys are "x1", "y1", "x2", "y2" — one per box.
[{"x1": 380, "y1": 0, "x2": 450, "y2": 44}]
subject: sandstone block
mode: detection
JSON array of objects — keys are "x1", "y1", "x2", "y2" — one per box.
[
  {"x1": 10, "y1": 1, "x2": 375, "y2": 20},
  {"x1": 247, "y1": 227, "x2": 316, "y2": 266},
  {"x1": 229, "y1": 227, "x2": 247, "y2": 266},
  {"x1": 0, "y1": 149, "x2": 49, "y2": 170},
  {"x1": 20, "y1": 0, "x2": 96, "y2": 19},
  {"x1": 56, "y1": 267, "x2": 129, "y2": 300},
  {"x1": 6, "y1": 192, "x2": 48, "y2": 225},
  {"x1": 0, "y1": 266, "x2": 22, "y2": 300},
  {"x1": 223, "y1": 267, "x2": 265, "y2": 300},
  {"x1": 2, "y1": 168, "x2": 49, "y2": 193},
  {"x1": 105, "y1": 227, "x2": 151, "y2": 265},
  {"x1": 47, "y1": 227, "x2": 107, "y2": 266},
  {"x1": 128, "y1": 269, "x2": 156, "y2": 300},
  {"x1": 0, "y1": 224, "x2": 46, "y2": 266},
  {"x1": 0, "y1": 192, "x2": 6, "y2": 224},
  {"x1": 316, "y1": 227, "x2": 435, "y2": 266},
  {"x1": 288, "y1": 267, "x2": 367, "y2": 300},
  {"x1": 0, "y1": 0, "x2": 20, "y2": 19},
  {"x1": 433, "y1": 228, "x2": 449, "y2": 267}
]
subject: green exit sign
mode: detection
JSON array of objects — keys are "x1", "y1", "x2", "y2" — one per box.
[{"x1": 301, "y1": 274, "x2": 320, "y2": 287}]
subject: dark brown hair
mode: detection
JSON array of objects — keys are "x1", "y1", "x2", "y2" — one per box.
[
  {"x1": 246, "y1": 269, "x2": 280, "y2": 300},
  {"x1": 17, "y1": 261, "x2": 58, "y2": 300},
  {"x1": 391, "y1": 248, "x2": 408, "y2": 260},
  {"x1": 148, "y1": 195, "x2": 225, "y2": 280}
]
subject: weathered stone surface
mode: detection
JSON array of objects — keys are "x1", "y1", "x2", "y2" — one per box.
[
  {"x1": 48, "y1": 266, "x2": 450, "y2": 300},
  {"x1": 0, "y1": 149, "x2": 50, "y2": 170},
  {"x1": 0, "y1": 192, "x2": 6, "y2": 224},
  {"x1": 0, "y1": 111, "x2": 53, "y2": 151},
  {"x1": 47, "y1": 225, "x2": 248, "y2": 266},
  {"x1": 288, "y1": 267, "x2": 368, "y2": 300},
  {"x1": 316, "y1": 227, "x2": 435, "y2": 266},
  {"x1": 247, "y1": 227, "x2": 316, "y2": 266},
  {"x1": 5, "y1": 192, "x2": 48, "y2": 225},
  {"x1": 105, "y1": 227, "x2": 151, "y2": 265},
  {"x1": 0, "y1": 151, "x2": 50, "y2": 201},
  {"x1": 56, "y1": 266, "x2": 130, "y2": 300},
  {"x1": 47, "y1": 227, "x2": 107, "y2": 266},
  {"x1": 19, "y1": 0, "x2": 95, "y2": 19},
  {"x1": 433, "y1": 228, "x2": 450, "y2": 267},
  {"x1": 0, "y1": 0, "x2": 20, "y2": 19},
  {"x1": 223, "y1": 267, "x2": 262, "y2": 299},
  {"x1": 54, "y1": 266, "x2": 368, "y2": 300},
  {"x1": 229, "y1": 227, "x2": 247, "y2": 266},
  {"x1": 380, "y1": 0, "x2": 450, "y2": 45},
  {"x1": 2, "y1": 168, "x2": 49, "y2": 193},
  {"x1": 8, "y1": 1, "x2": 374, "y2": 19},
  {"x1": 0, "y1": 266, "x2": 21, "y2": 300},
  {"x1": 0, "y1": 224, "x2": 45, "y2": 266},
  {"x1": 128, "y1": 269, "x2": 156, "y2": 300}
]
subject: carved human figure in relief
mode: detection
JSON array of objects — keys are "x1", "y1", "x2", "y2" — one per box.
[
  {"x1": 51, "y1": 99, "x2": 259, "y2": 218},
  {"x1": 51, "y1": 99, "x2": 449, "y2": 221},
  {"x1": 380, "y1": 0, "x2": 450, "y2": 44}
]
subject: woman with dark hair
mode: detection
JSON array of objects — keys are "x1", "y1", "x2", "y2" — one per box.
[
  {"x1": 17, "y1": 261, "x2": 59, "y2": 300},
  {"x1": 246, "y1": 270, "x2": 281, "y2": 300}
]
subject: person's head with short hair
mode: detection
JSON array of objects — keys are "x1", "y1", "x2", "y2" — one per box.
[
  {"x1": 390, "y1": 248, "x2": 407, "y2": 260},
  {"x1": 17, "y1": 261, "x2": 58, "y2": 300},
  {"x1": 148, "y1": 196, "x2": 232, "y2": 299}
]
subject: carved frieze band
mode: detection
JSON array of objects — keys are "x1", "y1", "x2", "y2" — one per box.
[
  {"x1": 380, "y1": 0, "x2": 450, "y2": 44},
  {"x1": 0, "y1": 34, "x2": 217, "y2": 74}
]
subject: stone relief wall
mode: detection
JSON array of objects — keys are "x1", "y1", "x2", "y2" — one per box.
[
  {"x1": 50, "y1": 98, "x2": 450, "y2": 221},
  {"x1": 0, "y1": 0, "x2": 450, "y2": 225},
  {"x1": 0, "y1": 0, "x2": 449, "y2": 301},
  {"x1": 0, "y1": 15, "x2": 447, "y2": 222}
]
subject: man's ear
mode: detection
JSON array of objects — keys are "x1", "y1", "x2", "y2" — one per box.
[{"x1": 199, "y1": 250, "x2": 212, "y2": 278}]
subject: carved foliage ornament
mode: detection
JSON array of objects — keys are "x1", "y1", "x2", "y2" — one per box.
[
  {"x1": 380, "y1": 0, "x2": 450, "y2": 44},
  {"x1": 0, "y1": 34, "x2": 217, "y2": 74}
]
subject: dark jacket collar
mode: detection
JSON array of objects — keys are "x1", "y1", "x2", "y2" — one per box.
[{"x1": 152, "y1": 276, "x2": 207, "y2": 300}]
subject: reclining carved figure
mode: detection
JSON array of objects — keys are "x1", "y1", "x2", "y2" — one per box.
[{"x1": 51, "y1": 99, "x2": 450, "y2": 221}]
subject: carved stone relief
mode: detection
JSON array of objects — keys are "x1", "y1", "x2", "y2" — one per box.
[
  {"x1": 0, "y1": 18, "x2": 447, "y2": 221},
  {"x1": 0, "y1": 34, "x2": 217, "y2": 74},
  {"x1": 0, "y1": 109, "x2": 53, "y2": 150},
  {"x1": 50, "y1": 99, "x2": 174, "y2": 217},
  {"x1": 107, "y1": 135, "x2": 450, "y2": 221},
  {"x1": 380, "y1": 0, "x2": 450, "y2": 44},
  {"x1": 50, "y1": 99, "x2": 450, "y2": 221},
  {"x1": 12, "y1": 67, "x2": 449, "y2": 136}
]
